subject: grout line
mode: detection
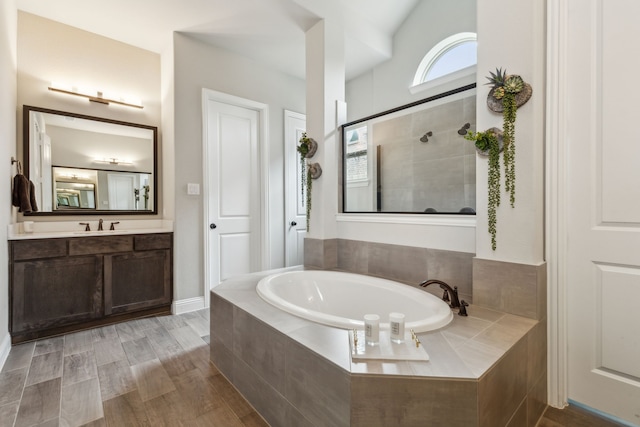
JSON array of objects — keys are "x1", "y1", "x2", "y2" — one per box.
[{"x1": 12, "y1": 341, "x2": 37, "y2": 427}]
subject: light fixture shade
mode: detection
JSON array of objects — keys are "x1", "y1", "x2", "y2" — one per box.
[
  {"x1": 48, "y1": 82, "x2": 143, "y2": 109},
  {"x1": 94, "y1": 157, "x2": 134, "y2": 166}
]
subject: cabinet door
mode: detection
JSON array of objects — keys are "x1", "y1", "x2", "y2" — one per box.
[
  {"x1": 104, "y1": 250, "x2": 171, "y2": 315},
  {"x1": 11, "y1": 256, "x2": 103, "y2": 333}
]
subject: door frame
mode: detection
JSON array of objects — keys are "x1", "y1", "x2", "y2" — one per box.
[
  {"x1": 546, "y1": 0, "x2": 569, "y2": 409},
  {"x1": 284, "y1": 109, "x2": 306, "y2": 266},
  {"x1": 201, "y1": 88, "x2": 270, "y2": 303}
]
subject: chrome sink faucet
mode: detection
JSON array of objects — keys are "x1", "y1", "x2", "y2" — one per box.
[{"x1": 98, "y1": 218, "x2": 104, "y2": 231}]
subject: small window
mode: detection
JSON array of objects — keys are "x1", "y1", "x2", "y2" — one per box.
[
  {"x1": 345, "y1": 126, "x2": 368, "y2": 182},
  {"x1": 412, "y1": 32, "x2": 477, "y2": 87}
]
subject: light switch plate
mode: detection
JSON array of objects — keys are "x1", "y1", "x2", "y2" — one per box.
[{"x1": 187, "y1": 183, "x2": 200, "y2": 195}]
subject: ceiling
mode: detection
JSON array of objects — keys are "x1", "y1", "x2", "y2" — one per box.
[{"x1": 15, "y1": 0, "x2": 419, "y2": 80}]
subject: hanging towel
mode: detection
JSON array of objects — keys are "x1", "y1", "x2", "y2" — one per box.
[
  {"x1": 29, "y1": 180, "x2": 38, "y2": 212},
  {"x1": 12, "y1": 174, "x2": 37, "y2": 213}
]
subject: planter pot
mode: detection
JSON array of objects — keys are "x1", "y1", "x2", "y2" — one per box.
[
  {"x1": 475, "y1": 127, "x2": 504, "y2": 157},
  {"x1": 305, "y1": 138, "x2": 318, "y2": 158},
  {"x1": 308, "y1": 163, "x2": 322, "y2": 179},
  {"x1": 486, "y1": 83, "x2": 533, "y2": 113}
]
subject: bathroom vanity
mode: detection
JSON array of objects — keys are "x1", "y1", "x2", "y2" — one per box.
[{"x1": 9, "y1": 230, "x2": 172, "y2": 343}]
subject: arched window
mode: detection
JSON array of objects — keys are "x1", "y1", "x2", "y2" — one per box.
[{"x1": 412, "y1": 32, "x2": 477, "y2": 87}]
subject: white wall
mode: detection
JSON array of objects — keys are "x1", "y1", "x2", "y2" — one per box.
[
  {"x1": 475, "y1": 0, "x2": 545, "y2": 263},
  {"x1": 0, "y1": 0, "x2": 16, "y2": 365},
  {"x1": 172, "y1": 33, "x2": 305, "y2": 301},
  {"x1": 340, "y1": 0, "x2": 477, "y2": 253},
  {"x1": 346, "y1": 0, "x2": 477, "y2": 121},
  {"x1": 340, "y1": 0, "x2": 545, "y2": 263},
  {"x1": 17, "y1": 12, "x2": 162, "y2": 220}
]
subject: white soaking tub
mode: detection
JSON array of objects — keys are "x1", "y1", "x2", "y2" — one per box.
[{"x1": 256, "y1": 270, "x2": 453, "y2": 333}]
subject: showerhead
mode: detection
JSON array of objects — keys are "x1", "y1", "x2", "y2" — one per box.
[
  {"x1": 420, "y1": 131, "x2": 433, "y2": 142},
  {"x1": 457, "y1": 123, "x2": 471, "y2": 135}
]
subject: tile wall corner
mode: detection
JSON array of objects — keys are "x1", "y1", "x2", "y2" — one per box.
[
  {"x1": 472, "y1": 258, "x2": 547, "y2": 320},
  {"x1": 303, "y1": 238, "x2": 337, "y2": 269}
]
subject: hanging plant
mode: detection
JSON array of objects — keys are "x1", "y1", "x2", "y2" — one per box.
[
  {"x1": 465, "y1": 128, "x2": 503, "y2": 250},
  {"x1": 486, "y1": 68, "x2": 532, "y2": 208},
  {"x1": 297, "y1": 132, "x2": 317, "y2": 231},
  {"x1": 305, "y1": 167, "x2": 312, "y2": 231}
]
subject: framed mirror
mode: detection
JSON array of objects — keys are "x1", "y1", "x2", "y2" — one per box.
[
  {"x1": 342, "y1": 84, "x2": 476, "y2": 214},
  {"x1": 23, "y1": 105, "x2": 158, "y2": 215}
]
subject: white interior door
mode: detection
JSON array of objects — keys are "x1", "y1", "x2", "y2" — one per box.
[
  {"x1": 41, "y1": 134, "x2": 52, "y2": 211},
  {"x1": 564, "y1": 0, "x2": 640, "y2": 423},
  {"x1": 107, "y1": 173, "x2": 135, "y2": 210},
  {"x1": 284, "y1": 110, "x2": 307, "y2": 266},
  {"x1": 205, "y1": 95, "x2": 261, "y2": 288}
]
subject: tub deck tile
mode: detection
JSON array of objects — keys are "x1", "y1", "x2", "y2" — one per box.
[{"x1": 211, "y1": 267, "x2": 542, "y2": 427}]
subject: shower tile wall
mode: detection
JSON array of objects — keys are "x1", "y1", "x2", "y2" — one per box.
[{"x1": 374, "y1": 96, "x2": 476, "y2": 213}]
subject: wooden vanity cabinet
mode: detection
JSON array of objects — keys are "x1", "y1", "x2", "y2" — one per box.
[
  {"x1": 104, "y1": 233, "x2": 172, "y2": 315},
  {"x1": 9, "y1": 233, "x2": 173, "y2": 343},
  {"x1": 11, "y1": 255, "x2": 103, "y2": 334}
]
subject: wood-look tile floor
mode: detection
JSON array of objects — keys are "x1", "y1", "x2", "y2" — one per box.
[
  {"x1": 0, "y1": 310, "x2": 269, "y2": 427},
  {"x1": 537, "y1": 404, "x2": 630, "y2": 427}
]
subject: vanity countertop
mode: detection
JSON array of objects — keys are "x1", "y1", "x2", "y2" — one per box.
[{"x1": 7, "y1": 219, "x2": 173, "y2": 240}]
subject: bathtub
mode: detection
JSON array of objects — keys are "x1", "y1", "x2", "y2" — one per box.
[{"x1": 256, "y1": 270, "x2": 453, "y2": 333}]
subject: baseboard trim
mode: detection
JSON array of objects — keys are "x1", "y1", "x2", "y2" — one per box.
[
  {"x1": 172, "y1": 296, "x2": 206, "y2": 315},
  {"x1": 568, "y1": 399, "x2": 638, "y2": 427},
  {"x1": 0, "y1": 332, "x2": 12, "y2": 372}
]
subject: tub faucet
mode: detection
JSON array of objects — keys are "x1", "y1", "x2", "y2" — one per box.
[
  {"x1": 419, "y1": 279, "x2": 461, "y2": 309},
  {"x1": 98, "y1": 218, "x2": 104, "y2": 231}
]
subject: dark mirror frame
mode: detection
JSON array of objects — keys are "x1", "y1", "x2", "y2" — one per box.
[
  {"x1": 22, "y1": 105, "x2": 159, "y2": 216},
  {"x1": 341, "y1": 83, "x2": 477, "y2": 215}
]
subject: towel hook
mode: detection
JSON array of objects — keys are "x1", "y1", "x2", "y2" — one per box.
[{"x1": 11, "y1": 157, "x2": 22, "y2": 174}]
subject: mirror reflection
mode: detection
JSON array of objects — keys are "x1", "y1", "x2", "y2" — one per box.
[
  {"x1": 342, "y1": 85, "x2": 476, "y2": 214},
  {"x1": 24, "y1": 106, "x2": 157, "y2": 214},
  {"x1": 55, "y1": 180, "x2": 95, "y2": 209}
]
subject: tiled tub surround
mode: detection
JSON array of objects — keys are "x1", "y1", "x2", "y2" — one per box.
[
  {"x1": 210, "y1": 268, "x2": 547, "y2": 427},
  {"x1": 305, "y1": 238, "x2": 474, "y2": 303},
  {"x1": 473, "y1": 258, "x2": 547, "y2": 321}
]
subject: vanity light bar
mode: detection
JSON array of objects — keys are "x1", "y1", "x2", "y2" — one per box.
[
  {"x1": 94, "y1": 158, "x2": 134, "y2": 166},
  {"x1": 48, "y1": 83, "x2": 143, "y2": 109}
]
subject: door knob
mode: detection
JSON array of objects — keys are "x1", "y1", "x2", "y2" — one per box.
[
  {"x1": 210, "y1": 223, "x2": 217, "y2": 229},
  {"x1": 290, "y1": 221, "x2": 297, "y2": 226}
]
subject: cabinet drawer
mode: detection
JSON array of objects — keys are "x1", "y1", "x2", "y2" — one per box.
[
  {"x1": 11, "y1": 239, "x2": 67, "y2": 261},
  {"x1": 69, "y1": 235, "x2": 133, "y2": 255},
  {"x1": 134, "y1": 233, "x2": 172, "y2": 251}
]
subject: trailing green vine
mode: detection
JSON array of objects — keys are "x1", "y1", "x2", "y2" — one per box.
[
  {"x1": 465, "y1": 129, "x2": 501, "y2": 250},
  {"x1": 487, "y1": 69, "x2": 525, "y2": 207},
  {"x1": 502, "y1": 91, "x2": 516, "y2": 206},
  {"x1": 477, "y1": 68, "x2": 531, "y2": 250},
  {"x1": 305, "y1": 167, "x2": 312, "y2": 231},
  {"x1": 297, "y1": 132, "x2": 314, "y2": 231},
  {"x1": 297, "y1": 132, "x2": 310, "y2": 199}
]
